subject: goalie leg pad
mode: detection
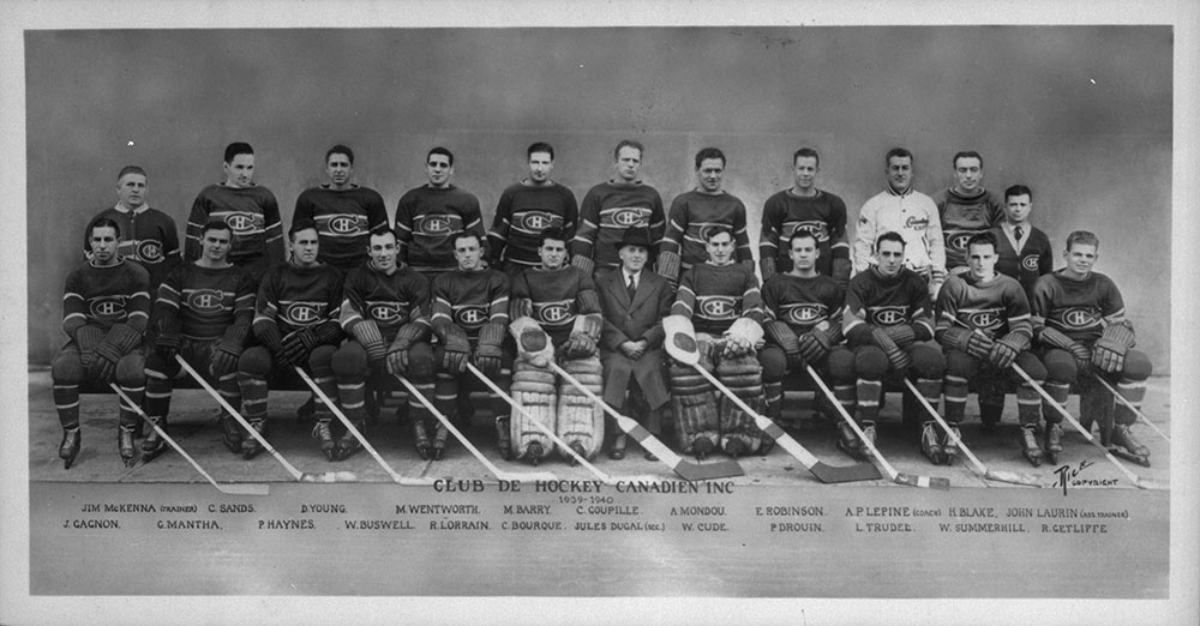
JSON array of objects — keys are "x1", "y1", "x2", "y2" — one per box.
[
  {"x1": 669, "y1": 362, "x2": 719, "y2": 454},
  {"x1": 510, "y1": 360, "x2": 556, "y2": 461},
  {"x1": 716, "y1": 354, "x2": 765, "y2": 455},
  {"x1": 556, "y1": 356, "x2": 605, "y2": 460}
]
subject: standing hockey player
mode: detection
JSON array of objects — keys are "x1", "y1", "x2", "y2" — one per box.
[
  {"x1": 853, "y1": 148, "x2": 946, "y2": 299},
  {"x1": 185, "y1": 142, "x2": 285, "y2": 283},
  {"x1": 427, "y1": 231, "x2": 512, "y2": 460},
  {"x1": 842, "y1": 232, "x2": 945, "y2": 461},
  {"x1": 931, "y1": 151, "x2": 1004, "y2": 276},
  {"x1": 292, "y1": 144, "x2": 389, "y2": 273},
  {"x1": 53, "y1": 218, "x2": 151, "y2": 467},
  {"x1": 236, "y1": 221, "x2": 344, "y2": 460},
  {"x1": 82, "y1": 165, "x2": 181, "y2": 295},
  {"x1": 487, "y1": 142, "x2": 579, "y2": 276},
  {"x1": 991, "y1": 185, "x2": 1054, "y2": 298},
  {"x1": 143, "y1": 220, "x2": 255, "y2": 459},
  {"x1": 595, "y1": 228, "x2": 673, "y2": 460},
  {"x1": 669, "y1": 226, "x2": 766, "y2": 459},
  {"x1": 657, "y1": 147, "x2": 753, "y2": 283},
  {"x1": 759, "y1": 232, "x2": 853, "y2": 434},
  {"x1": 758, "y1": 148, "x2": 851, "y2": 287},
  {"x1": 394, "y1": 147, "x2": 486, "y2": 278},
  {"x1": 570, "y1": 139, "x2": 666, "y2": 275},
  {"x1": 1029, "y1": 231, "x2": 1153, "y2": 465},
  {"x1": 507, "y1": 228, "x2": 605, "y2": 463},
  {"x1": 333, "y1": 228, "x2": 432, "y2": 460},
  {"x1": 934, "y1": 232, "x2": 1048, "y2": 465}
]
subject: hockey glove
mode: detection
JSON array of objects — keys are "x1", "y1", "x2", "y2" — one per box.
[
  {"x1": 91, "y1": 323, "x2": 142, "y2": 382},
  {"x1": 350, "y1": 320, "x2": 387, "y2": 366},
  {"x1": 941, "y1": 326, "x2": 994, "y2": 360},
  {"x1": 882, "y1": 323, "x2": 917, "y2": 348},
  {"x1": 763, "y1": 320, "x2": 802, "y2": 368},
  {"x1": 154, "y1": 333, "x2": 181, "y2": 362},
  {"x1": 436, "y1": 322, "x2": 471, "y2": 374},
  {"x1": 254, "y1": 322, "x2": 285, "y2": 357},
  {"x1": 281, "y1": 328, "x2": 319, "y2": 366},
  {"x1": 760, "y1": 256, "x2": 777, "y2": 283},
  {"x1": 1092, "y1": 322, "x2": 1134, "y2": 374},
  {"x1": 474, "y1": 322, "x2": 507, "y2": 376},
  {"x1": 209, "y1": 343, "x2": 241, "y2": 378},
  {"x1": 73, "y1": 325, "x2": 105, "y2": 371},
  {"x1": 570, "y1": 254, "x2": 595, "y2": 277},
  {"x1": 1039, "y1": 327, "x2": 1091, "y2": 368},
  {"x1": 871, "y1": 326, "x2": 912, "y2": 370},
  {"x1": 988, "y1": 331, "x2": 1029, "y2": 370},
  {"x1": 387, "y1": 322, "x2": 427, "y2": 376},
  {"x1": 799, "y1": 322, "x2": 842, "y2": 365}
]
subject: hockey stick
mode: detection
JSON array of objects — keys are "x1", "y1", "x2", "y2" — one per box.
[
  {"x1": 390, "y1": 372, "x2": 559, "y2": 483},
  {"x1": 293, "y1": 367, "x2": 434, "y2": 486},
  {"x1": 464, "y1": 363, "x2": 645, "y2": 485},
  {"x1": 548, "y1": 361, "x2": 744, "y2": 482},
  {"x1": 899, "y1": 378, "x2": 1040, "y2": 487},
  {"x1": 175, "y1": 355, "x2": 357, "y2": 483},
  {"x1": 111, "y1": 384, "x2": 270, "y2": 496},
  {"x1": 1010, "y1": 363, "x2": 1166, "y2": 491},
  {"x1": 1091, "y1": 373, "x2": 1169, "y2": 442}
]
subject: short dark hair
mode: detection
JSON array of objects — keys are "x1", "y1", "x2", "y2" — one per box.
[
  {"x1": 201, "y1": 220, "x2": 232, "y2": 239},
  {"x1": 537, "y1": 227, "x2": 568, "y2": 248},
  {"x1": 952, "y1": 150, "x2": 983, "y2": 168},
  {"x1": 966, "y1": 231, "x2": 997, "y2": 254},
  {"x1": 289, "y1": 219, "x2": 318, "y2": 241},
  {"x1": 452, "y1": 231, "x2": 481, "y2": 248},
  {"x1": 369, "y1": 228, "x2": 397, "y2": 244},
  {"x1": 789, "y1": 231, "x2": 819, "y2": 250},
  {"x1": 527, "y1": 142, "x2": 554, "y2": 161},
  {"x1": 1065, "y1": 230, "x2": 1100, "y2": 251},
  {"x1": 874, "y1": 231, "x2": 906, "y2": 251},
  {"x1": 694, "y1": 147, "x2": 726, "y2": 169},
  {"x1": 117, "y1": 165, "x2": 147, "y2": 181},
  {"x1": 90, "y1": 217, "x2": 121, "y2": 239},
  {"x1": 884, "y1": 147, "x2": 913, "y2": 166},
  {"x1": 427, "y1": 146, "x2": 454, "y2": 167},
  {"x1": 326, "y1": 144, "x2": 354, "y2": 165},
  {"x1": 224, "y1": 142, "x2": 254, "y2": 164},
  {"x1": 1005, "y1": 184, "x2": 1033, "y2": 202},
  {"x1": 614, "y1": 139, "x2": 644, "y2": 160},
  {"x1": 702, "y1": 225, "x2": 734, "y2": 243},
  {"x1": 792, "y1": 148, "x2": 820, "y2": 168}
]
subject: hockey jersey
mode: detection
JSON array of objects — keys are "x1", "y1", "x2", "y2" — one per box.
[
  {"x1": 762, "y1": 273, "x2": 844, "y2": 334},
  {"x1": 488, "y1": 182, "x2": 578, "y2": 269},
  {"x1": 292, "y1": 185, "x2": 389, "y2": 271},
  {"x1": 394, "y1": 185, "x2": 485, "y2": 273},
  {"x1": 1030, "y1": 271, "x2": 1126, "y2": 345},
  {"x1": 662, "y1": 191, "x2": 753, "y2": 269},
  {"x1": 934, "y1": 272, "x2": 1032, "y2": 341},
  {"x1": 253, "y1": 262, "x2": 344, "y2": 336},
  {"x1": 672, "y1": 261, "x2": 763, "y2": 335},
  {"x1": 430, "y1": 268, "x2": 510, "y2": 340},
  {"x1": 186, "y1": 183, "x2": 284, "y2": 270},
  {"x1": 153, "y1": 263, "x2": 255, "y2": 342},
  {"x1": 510, "y1": 265, "x2": 600, "y2": 345},
  {"x1": 340, "y1": 263, "x2": 431, "y2": 343},
  {"x1": 759, "y1": 189, "x2": 849, "y2": 276},
  {"x1": 83, "y1": 205, "x2": 181, "y2": 293},
  {"x1": 932, "y1": 187, "x2": 1003, "y2": 272},
  {"x1": 843, "y1": 266, "x2": 935, "y2": 341},
  {"x1": 62, "y1": 258, "x2": 151, "y2": 336},
  {"x1": 570, "y1": 181, "x2": 665, "y2": 270}
]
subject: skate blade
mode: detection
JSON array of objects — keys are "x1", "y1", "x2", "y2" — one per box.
[
  {"x1": 809, "y1": 461, "x2": 882, "y2": 483},
  {"x1": 1109, "y1": 447, "x2": 1151, "y2": 467}
]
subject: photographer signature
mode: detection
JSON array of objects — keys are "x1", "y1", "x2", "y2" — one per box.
[{"x1": 1053, "y1": 459, "x2": 1096, "y2": 496}]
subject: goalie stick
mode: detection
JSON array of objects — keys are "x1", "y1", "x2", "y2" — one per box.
[
  {"x1": 175, "y1": 355, "x2": 358, "y2": 483},
  {"x1": 111, "y1": 384, "x2": 269, "y2": 496}
]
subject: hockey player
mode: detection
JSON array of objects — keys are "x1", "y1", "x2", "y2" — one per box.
[
  {"x1": 669, "y1": 226, "x2": 766, "y2": 459},
  {"x1": 487, "y1": 142, "x2": 579, "y2": 276},
  {"x1": 931, "y1": 151, "x2": 1004, "y2": 276},
  {"x1": 508, "y1": 227, "x2": 605, "y2": 464},
  {"x1": 53, "y1": 218, "x2": 151, "y2": 467},
  {"x1": 427, "y1": 231, "x2": 512, "y2": 460},
  {"x1": 236, "y1": 221, "x2": 344, "y2": 460},
  {"x1": 143, "y1": 220, "x2": 255, "y2": 459},
  {"x1": 394, "y1": 146, "x2": 486, "y2": 277},
  {"x1": 657, "y1": 147, "x2": 753, "y2": 283},
  {"x1": 1029, "y1": 231, "x2": 1153, "y2": 465},
  {"x1": 570, "y1": 139, "x2": 666, "y2": 275},
  {"x1": 82, "y1": 165, "x2": 181, "y2": 295},
  {"x1": 991, "y1": 185, "x2": 1054, "y2": 299},
  {"x1": 759, "y1": 232, "x2": 854, "y2": 435},
  {"x1": 332, "y1": 228, "x2": 432, "y2": 460},
  {"x1": 842, "y1": 232, "x2": 945, "y2": 461},
  {"x1": 292, "y1": 144, "x2": 389, "y2": 273},
  {"x1": 852, "y1": 148, "x2": 946, "y2": 300},
  {"x1": 758, "y1": 148, "x2": 851, "y2": 287},
  {"x1": 934, "y1": 232, "x2": 1048, "y2": 465},
  {"x1": 185, "y1": 142, "x2": 285, "y2": 283}
]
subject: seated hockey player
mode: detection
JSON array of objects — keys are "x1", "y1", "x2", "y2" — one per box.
[
  {"x1": 934, "y1": 232, "x2": 1048, "y2": 466},
  {"x1": 143, "y1": 220, "x2": 255, "y2": 460},
  {"x1": 427, "y1": 231, "x2": 512, "y2": 460},
  {"x1": 759, "y1": 231, "x2": 854, "y2": 431},
  {"x1": 669, "y1": 226, "x2": 766, "y2": 459},
  {"x1": 595, "y1": 227, "x2": 673, "y2": 460},
  {"x1": 236, "y1": 220, "x2": 344, "y2": 460},
  {"x1": 53, "y1": 218, "x2": 151, "y2": 468},
  {"x1": 332, "y1": 228, "x2": 432, "y2": 460},
  {"x1": 507, "y1": 227, "x2": 605, "y2": 464},
  {"x1": 842, "y1": 231, "x2": 945, "y2": 461},
  {"x1": 1029, "y1": 230, "x2": 1153, "y2": 465}
]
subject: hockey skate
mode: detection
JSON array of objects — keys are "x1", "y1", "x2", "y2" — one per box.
[
  {"x1": 524, "y1": 441, "x2": 544, "y2": 466},
  {"x1": 334, "y1": 421, "x2": 364, "y2": 461},
  {"x1": 118, "y1": 425, "x2": 137, "y2": 466},
  {"x1": 835, "y1": 422, "x2": 865, "y2": 460},
  {"x1": 1107, "y1": 424, "x2": 1151, "y2": 467},
  {"x1": 140, "y1": 417, "x2": 169, "y2": 462},
  {"x1": 939, "y1": 424, "x2": 962, "y2": 465},
  {"x1": 431, "y1": 423, "x2": 449, "y2": 461},
  {"x1": 220, "y1": 415, "x2": 243, "y2": 454},
  {"x1": 312, "y1": 419, "x2": 336, "y2": 461},
  {"x1": 241, "y1": 419, "x2": 267, "y2": 459},
  {"x1": 691, "y1": 437, "x2": 714, "y2": 462},
  {"x1": 1019, "y1": 426, "x2": 1043, "y2": 467},
  {"x1": 59, "y1": 427, "x2": 81, "y2": 469},
  {"x1": 1043, "y1": 423, "x2": 1063, "y2": 464},
  {"x1": 920, "y1": 421, "x2": 945, "y2": 465}
]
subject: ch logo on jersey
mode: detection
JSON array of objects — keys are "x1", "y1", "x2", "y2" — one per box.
[
  {"x1": 454, "y1": 306, "x2": 488, "y2": 327},
  {"x1": 187, "y1": 289, "x2": 226, "y2": 313},
  {"x1": 327, "y1": 215, "x2": 361, "y2": 235},
  {"x1": 1056, "y1": 307, "x2": 1099, "y2": 330},
  {"x1": 89, "y1": 296, "x2": 127, "y2": 319},
  {"x1": 1021, "y1": 255, "x2": 1040, "y2": 271},
  {"x1": 782, "y1": 303, "x2": 826, "y2": 325},
  {"x1": 783, "y1": 221, "x2": 830, "y2": 243},
  {"x1": 135, "y1": 240, "x2": 164, "y2": 263},
  {"x1": 870, "y1": 306, "x2": 908, "y2": 326},
  {"x1": 516, "y1": 211, "x2": 558, "y2": 233},
  {"x1": 904, "y1": 216, "x2": 930, "y2": 231},
  {"x1": 533, "y1": 300, "x2": 575, "y2": 325},
  {"x1": 282, "y1": 302, "x2": 323, "y2": 326},
  {"x1": 965, "y1": 309, "x2": 1003, "y2": 332},
  {"x1": 224, "y1": 212, "x2": 260, "y2": 234},
  {"x1": 416, "y1": 214, "x2": 458, "y2": 236},
  {"x1": 368, "y1": 301, "x2": 405, "y2": 323},
  {"x1": 947, "y1": 232, "x2": 972, "y2": 252},
  {"x1": 698, "y1": 296, "x2": 739, "y2": 320},
  {"x1": 611, "y1": 207, "x2": 649, "y2": 227}
]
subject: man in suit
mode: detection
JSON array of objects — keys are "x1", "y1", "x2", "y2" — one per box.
[{"x1": 595, "y1": 228, "x2": 673, "y2": 460}]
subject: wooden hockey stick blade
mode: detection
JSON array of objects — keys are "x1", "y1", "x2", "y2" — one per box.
[
  {"x1": 465, "y1": 363, "x2": 618, "y2": 484},
  {"x1": 391, "y1": 373, "x2": 559, "y2": 483},
  {"x1": 1092, "y1": 373, "x2": 1169, "y2": 442},
  {"x1": 548, "y1": 362, "x2": 743, "y2": 481},
  {"x1": 111, "y1": 383, "x2": 270, "y2": 496},
  {"x1": 299, "y1": 471, "x2": 359, "y2": 483},
  {"x1": 293, "y1": 366, "x2": 434, "y2": 486}
]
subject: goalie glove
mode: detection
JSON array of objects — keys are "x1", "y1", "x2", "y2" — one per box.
[
  {"x1": 1038, "y1": 326, "x2": 1091, "y2": 367},
  {"x1": 941, "y1": 326, "x2": 994, "y2": 360},
  {"x1": 723, "y1": 317, "x2": 763, "y2": 358},
  {"x1": 1092, "y1": 322, "x2": 1134, "y2": 373},
  {"x1": 871, "y1": 326, "x2": 912, "y2": 370},
  {"x1": 435, "y1": 322, "x2": 471, "y2": 374},
  {"x1": 350, "y1": 320, "x2": 387, "y2": 366},
  {"x1": 989, "y1": 332, "x2": 1029, "y2": 370},
  {"x1": 474, "y1": 321, "x2": 507, "y2": 376},
  {"x1": 763, "y1": 320, "x2": 802, "y2": 368},
  {"x1": 73, "y1": 325, "x2": 105, "y2": 371},
  {"x1": 91, "y1": 323, "x2": 142, "y2": 382},
  {"x1": 510, "y1": 316, "x2": 554, "y2": 368},
  {"x1": 281, "y1": 328, "x2": 319, "y2": 366}
]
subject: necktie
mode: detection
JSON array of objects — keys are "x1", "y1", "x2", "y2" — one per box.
[
  {"x1": 627, "y1": 274, "x2": 637, "y2": 300},
  {"x1": 1014, "y1": 226, "x2": 1024, "y2": 241}
]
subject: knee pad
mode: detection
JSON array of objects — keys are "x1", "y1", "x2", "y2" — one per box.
[
  {"x1": 332, "y1": 341, "x2": 369, "y2": 380},
  {"x1": 825, "y1": 347, "x2": 856, "y2": 384},
  {"x1": 908, "y1": 344, "x2": 945, "y2": 378},
  {"x1": 307, "y1": 344, "x2": 336, "y2": 372},
  {"x1": 944, "y1": 349, "x2": 980, "y2": 379},
  {"x1": 52, "y1": 349, "x2": 85, "y2": 385},
  {"x1": 758, "y1": 346, "x2": 788, "y2": 383},
  {"x1": 115, "y1": 353, "x2": 146, "y2": 387},
  {"x1": 238, "y1": 346, "x2": 274, "y2": 377},
  {"x1": 1041, "y1": 349, "x2": 1077, "y2": 384},
  {"x1": 407, "y1": 341, "x2": 437, "y2": 382},
  {"x1": 854, "y1": 345, "x2": 889, "y2": 380},
  {"x1": 1013, "y1": 351, "x2": 1046, "y2": 381},
  {"x1": 1122, "y1": 349, "x2": 1153, "y2": 380}
]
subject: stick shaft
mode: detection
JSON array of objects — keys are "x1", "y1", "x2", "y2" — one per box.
[
  {"x1": 391, "y1": 373, "x2": 513, "y2": 478},
  {"x1": 900, "y1": 378, "x2": 990, "y2": 475},
  {"x1": 1092, "y1": 373, "x2": 1169, "y2": 442},
  {"x1": 111, "y1": 383, "x2": 225, "y2": 490},
  {"x1": 175, "y1": 355, "x2": 303, "y2": 480},
  {"x1": 804, "y1": 365, "x2": 900, "y2": 480},
  {"x1": 293, "y1": 366, "x2": 404, "y2": 483}
]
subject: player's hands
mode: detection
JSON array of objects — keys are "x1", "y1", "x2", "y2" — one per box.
[
  {"x1": 155, "y1": 334, "x2": 180, "y2": 362},
  {"x1": 563, "y1": 332, "x2": 598, "y2": 360},
  {"x1": 989, "y1": 341, "x2": 1019, "y2": 370},
  {"x1": 1092, "y1": 342, "x2": 1124, "y2": 373},
  {"x1": 386, "y1": 347, "x2": 409, "y2": 376},
  {"x1": 210, "y1": 344, "x2": 241, "y2": 377},
  {"x1": 281, "y1": 329, "x2": 318, "y2": 365}
]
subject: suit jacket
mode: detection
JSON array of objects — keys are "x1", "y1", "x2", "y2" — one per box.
[{"x1": 596, "y1": 267, "x2": 672, "y2": 410}]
